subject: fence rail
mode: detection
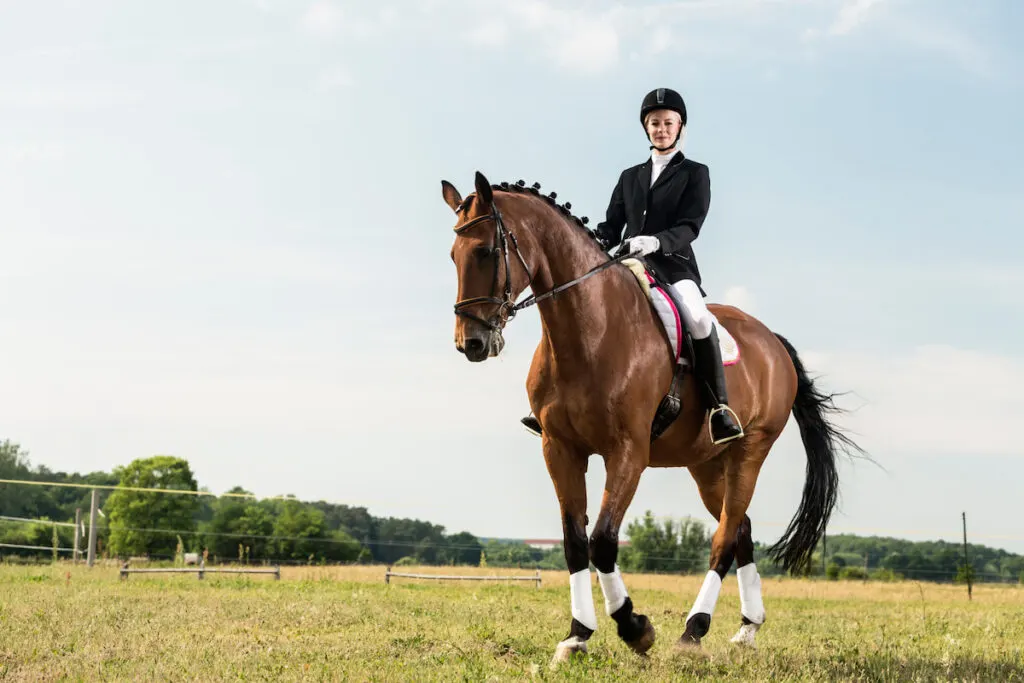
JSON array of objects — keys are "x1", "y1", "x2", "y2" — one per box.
[
  {"x1": 0, "y1": 543, "x2": 75, "y2": 553},
  {"x1": 385, "y1": 566, "x2": 542, "y2": 588},
  {"x1": 119, "y1": 562, "x2": 280, "y2": 581}
]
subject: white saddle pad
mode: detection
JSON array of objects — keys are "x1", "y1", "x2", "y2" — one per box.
[{"x1": 622, "y1": 258, "x2": 740, "y2": 367}]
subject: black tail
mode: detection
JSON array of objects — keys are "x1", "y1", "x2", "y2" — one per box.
[{"x1": 767, "y1": 333, "x2": 866, "y2": 575}]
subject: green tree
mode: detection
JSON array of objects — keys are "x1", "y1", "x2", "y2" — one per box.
[
  {"x1": 201, "y1": 488, "x2": 273, "y2": 560},
  {"x1": 104, "y1": 456, "x2": 200, "y2": 558},
  {"x1": 620, "y1": 511, "x2": 710, "y2": 573},
  {"x1": 0, "y1": 440, "x2": 36, "y2": 517},
  {"x1": 273, "y1": 500, "x2": 327, "y2": 561}
]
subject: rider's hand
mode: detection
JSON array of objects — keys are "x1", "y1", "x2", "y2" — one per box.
[{"x1": 624, "y1": 235, "x2": 661, "y2": 256}]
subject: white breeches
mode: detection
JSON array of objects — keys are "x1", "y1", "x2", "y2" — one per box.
[{"x1": 670, "y1": 279, "x2": 714, "y2": 340}]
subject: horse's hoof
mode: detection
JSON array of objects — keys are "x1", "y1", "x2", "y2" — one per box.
[
  {"x1": 625, "y1": 615, "x2": 656, "y2": 655},
  {"x1": 675, "y1": 632, "x2": 702, "y2": 651},
  {"x1": 549, "y1": 636, "x2": 588, "y2": 669},
  {"x1": 674, "y1": 634, "x2": 711, "y2": 660},
  {"x1": 729, "y1": 622, "x2": 760, "y2": 649}
]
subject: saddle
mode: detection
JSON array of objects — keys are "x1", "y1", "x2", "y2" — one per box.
[{"x1": 621, "y1": 257, "x2": 740, "y2": 441}]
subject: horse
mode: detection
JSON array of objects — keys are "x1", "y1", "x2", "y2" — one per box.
[{"x1": 443, "y1": 171, "x2": 863, "y2": 665}]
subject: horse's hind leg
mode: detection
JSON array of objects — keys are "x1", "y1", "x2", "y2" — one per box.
[
  {"x1": 590, "y1": 444, "x2": 656, "y2": 656},
  {"x1": 680, "y1": 437, "x2": 769, "y2": 648},
  {"x1": 729, "y1": 515, "x2": 766, "y2": 648}
]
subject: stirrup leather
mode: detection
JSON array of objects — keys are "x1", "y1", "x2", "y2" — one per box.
[{"x1": 708, "y1": 404, "x2": 744, "y2": 445}]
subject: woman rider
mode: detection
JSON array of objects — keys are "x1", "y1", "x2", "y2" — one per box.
[{"x1": 521, "y1": 87, "x2": 744, "y2": 445}]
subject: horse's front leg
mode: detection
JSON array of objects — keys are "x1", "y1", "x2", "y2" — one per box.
[
  {"x1": 590, "y1": 441, "x2": 656, "y2": 656},
  {"x1": 542, "y1": 435, "x2": 596, "y2": 667}
]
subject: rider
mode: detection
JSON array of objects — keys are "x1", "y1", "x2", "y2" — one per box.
[{"x1": 521, "y1": 87, "x2": 744, "y2": 445}]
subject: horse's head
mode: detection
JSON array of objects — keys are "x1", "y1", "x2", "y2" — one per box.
[{"x1": 443, "y1": 172, "x2": 533, "y2": 362}]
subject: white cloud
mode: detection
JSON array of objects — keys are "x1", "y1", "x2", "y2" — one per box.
[
  {"x1": 553, "y1": 18, "x2": 620, "y2": 74},
  {"x1": 827, "y1": 0, "x2": 885, "y2": 36},
  {"x1": 299, "y1": 1, "x2": 344, "y2": 37},
  {"x1": 720, "y1": 285, "x2": 755, "y2": 313},
  {"x1": 801, "y1": 344, "x2": 1024, "y2": 458}
]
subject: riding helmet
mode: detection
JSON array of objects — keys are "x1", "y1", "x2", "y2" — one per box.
[{"x1": 640, "y1": 88, "x2": 687, "y2": 126}]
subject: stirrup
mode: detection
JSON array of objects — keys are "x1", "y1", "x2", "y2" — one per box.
[{"x1": 708, "y1": 404, "x2": 744, "y2": 445}]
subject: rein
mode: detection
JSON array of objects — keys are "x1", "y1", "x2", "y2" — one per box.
[{"x1": 453, "y1": 204, "x2": 637, "y2": 331}]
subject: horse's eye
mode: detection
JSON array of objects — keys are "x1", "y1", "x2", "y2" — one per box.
[{"x1": 474, "y1": 246, "x2": 496, "y2": 260}]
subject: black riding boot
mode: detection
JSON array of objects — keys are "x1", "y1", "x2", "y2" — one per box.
[
  {"x1": 691, "y1": 327, "x2": 744, "y2": 445},
  {"x1": 521, "y1": 415, "x2": 542, "y2": 436}
]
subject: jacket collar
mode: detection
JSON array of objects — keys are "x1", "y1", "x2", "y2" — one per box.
[{"x1": 639, "y1": 151, "x2": 685, "y2": 201}]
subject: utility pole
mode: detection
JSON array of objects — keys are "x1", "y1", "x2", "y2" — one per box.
[
  {"x1": 822, "y1": 530, "x2": 827, "y2": 576},
  {"x1": 962, "y1": 511, "x2": 972, "y2": 601},
  {"x1": 74, "y1": 508, "x2": 82, "y2": 563},
  {"x1": 87, "y1": 489, "x2": 98, "y2": 568}
]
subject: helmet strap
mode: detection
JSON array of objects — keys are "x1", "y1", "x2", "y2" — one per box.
[{"x1": 648, "y1": 131, "x2": 681, "y2": 153}]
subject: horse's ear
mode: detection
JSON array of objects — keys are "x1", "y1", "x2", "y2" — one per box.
[
  {"x1": 441, "y1": 180, "x2": 463, "y2": 213},
  {"x1": 474, "y1": 171, "x2": 493, "y2": 207}
]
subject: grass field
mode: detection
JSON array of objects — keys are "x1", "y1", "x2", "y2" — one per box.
[{"x1": 1, "y1": 563, "x2": 1022, "y2": 681}]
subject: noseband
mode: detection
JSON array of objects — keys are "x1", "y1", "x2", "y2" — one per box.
[{"x1": 452, "y1": 202, "x2": 640, "y2": 332}]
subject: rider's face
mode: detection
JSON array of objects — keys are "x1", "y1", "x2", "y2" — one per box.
[{"x1": 645, "y1": 110, "x2": 682, "y2": 150}]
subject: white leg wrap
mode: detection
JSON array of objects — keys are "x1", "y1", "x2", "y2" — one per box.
[
  {"x1": 569, "y1": 569, "x2": 598, "y2": 631},
  {"x1": 597, "y1": 564, "x2": 628, "y2": 615},
  {"x1": 736, "y1": 563, "x2": 766, "y2": 624},
  {"x1": 686, "y1": 570, "x2": 723, "y2": 621}
]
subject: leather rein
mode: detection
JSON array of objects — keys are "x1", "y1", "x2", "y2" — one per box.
[{"x1": 452, "y1": 203, "x2": 637, "y2": 332}]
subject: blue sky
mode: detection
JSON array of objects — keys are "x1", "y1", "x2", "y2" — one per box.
[{"x1": 2, "y1": 0, "x2": 1022, "y2": 554}]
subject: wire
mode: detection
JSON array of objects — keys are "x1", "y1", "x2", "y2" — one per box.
[{"x1": 0, "y1": 478, "x2": 296, "y2": 502}]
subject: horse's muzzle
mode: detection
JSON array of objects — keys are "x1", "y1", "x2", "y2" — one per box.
[{"x1": 457, "y1": 331, "x2": 504, "y2": 362}]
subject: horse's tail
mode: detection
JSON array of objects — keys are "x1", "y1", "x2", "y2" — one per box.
[{"x1": 766, "y1": 333, "x2": 866, "y2": 575}]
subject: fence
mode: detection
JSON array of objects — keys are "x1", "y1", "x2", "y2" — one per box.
[
  {"x1": 385, "y1": 566, "x2": 542, "y2": 588},
  {"x1": 2, "y1": 478, "x2": 1022, "y2": 593},
  {"x1": 119, "y1": 559, "x2": 280, "y2": 581}
]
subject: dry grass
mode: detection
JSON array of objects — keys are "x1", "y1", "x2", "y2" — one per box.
[{"x1": 1, "y1": 563, "x2": 1022, "y2": 681}]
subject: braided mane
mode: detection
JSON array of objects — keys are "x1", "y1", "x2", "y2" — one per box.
[{"x1": 491, "y1": 179, "x2": 603, "y2": 246}]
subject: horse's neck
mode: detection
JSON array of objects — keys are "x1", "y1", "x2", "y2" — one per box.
[{"x1": 523, "y1": 212, "x2": 637, "y2": 361}]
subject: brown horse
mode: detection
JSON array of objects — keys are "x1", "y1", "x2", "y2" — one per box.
[{"x1": 444, "y1": 172, "x2": 863, "y2": 665}]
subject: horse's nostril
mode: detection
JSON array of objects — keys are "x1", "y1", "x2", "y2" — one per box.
[{"x1": 464, "y1": 337, "x2": 486, "y2": 355}]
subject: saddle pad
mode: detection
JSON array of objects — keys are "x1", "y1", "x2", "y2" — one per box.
[{"x1": 622, "y1": 258, "x2": 739, "y2": 367}]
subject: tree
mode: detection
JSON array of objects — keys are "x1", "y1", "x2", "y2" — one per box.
[
  {"x1": 104, "y1": 456, "x2": 200, "y2": 558},
  {"x1": 202, "y1": 488, "x2": 269, "y2": 560},
  {"x1": 273, "y1": 500, "x2": 327, "y2": 561},
  {"x1": 0, "y1": 440, "x2": 36, "y2": 517},
  {"x1": 619, "y1": 511, "x2": 710, "y2": 573}
]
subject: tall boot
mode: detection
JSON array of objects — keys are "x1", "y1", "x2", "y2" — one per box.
[{"x1": 691, "y1": 326, "x2": 744, "y2": 445}]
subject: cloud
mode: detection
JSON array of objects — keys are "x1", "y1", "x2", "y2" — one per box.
[
  {"x1": 827, "y1": 0, "x2": 885, "y2": 36},
  {"x1": 721, "y1": 285, "x2": 755, "y2": 313},
  {"x1": 552, "y1": 17, "x2": 620, "y2": 74},
  {"x1": 801, "y1": 344, "x2": 1024, "y2": 458},
  {"x1": 299, "y1": 1, "x2": 344, "y2": 37}
]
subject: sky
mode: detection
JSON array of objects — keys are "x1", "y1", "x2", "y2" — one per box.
[{"x1": 2, "y1": 0, "x2": 1022, "y2": 554}]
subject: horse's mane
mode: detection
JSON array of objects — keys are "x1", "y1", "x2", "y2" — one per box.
[{"x1": 468, "y1": 179, "x2": 604, "y2": 248}]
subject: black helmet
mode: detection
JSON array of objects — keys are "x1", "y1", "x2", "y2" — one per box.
[{"x1": 640, "y1": 88, "x2": 687, "y2": 127}]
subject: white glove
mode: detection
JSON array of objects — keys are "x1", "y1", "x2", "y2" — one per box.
[{"x1": 624, "y1": 235, "x2": 661, "y2": 256}]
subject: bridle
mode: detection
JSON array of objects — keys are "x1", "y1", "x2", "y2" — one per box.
[
  {"x1": 452, "y1": 200, "x2": 639, "y2": 332},
  {"x1": 452, "y1": 204, "x2": 531, "y2": 332}
]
